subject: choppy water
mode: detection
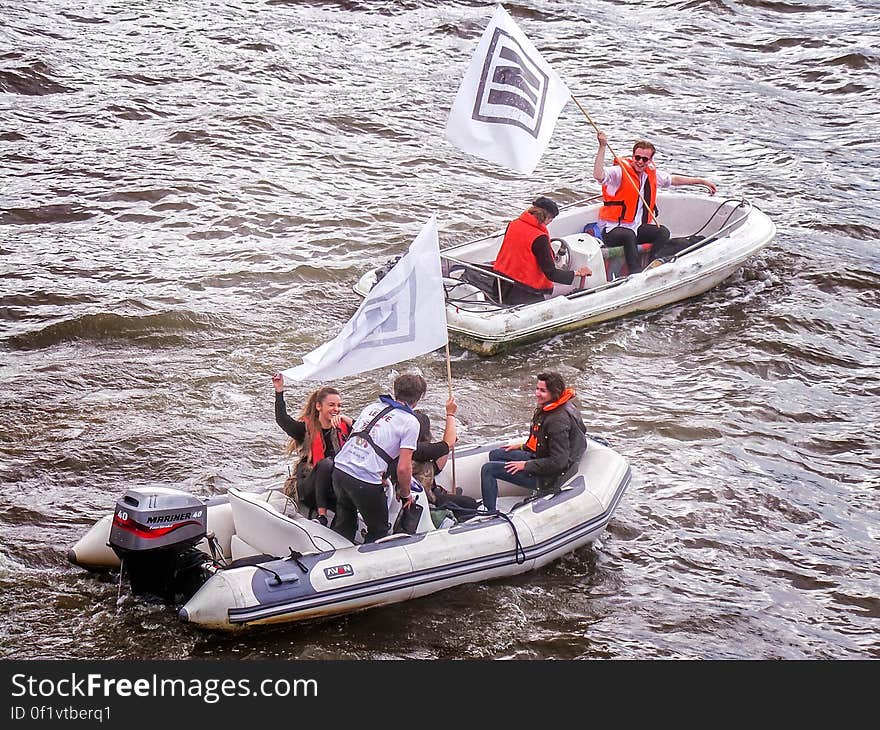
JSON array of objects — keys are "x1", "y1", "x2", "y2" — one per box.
[{"x1": 1, "y1": 0, "x2": 878, "y2": 660}]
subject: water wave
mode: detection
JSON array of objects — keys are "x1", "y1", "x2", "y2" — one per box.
[
  {"x1": 0, "y1": 62, "x2": 73, "y2": 95},
  {"x1": 0, "y1": 550, "x2": 26, "y2": 576},
  {"x1": 7, "y1": 310, "x2": 227, "y2": 350},
  {"x1": 0, "y1": 204, "x2": 96, "y2": 225}
]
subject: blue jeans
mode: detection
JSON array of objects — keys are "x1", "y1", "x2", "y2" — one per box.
[{"x1": 480, "y1": 448, "x2": 539, "y2": 512}]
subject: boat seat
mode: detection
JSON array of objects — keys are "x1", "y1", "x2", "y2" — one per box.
[
  {"x1": 495, "y1": 496, "x2": 523, "y2": 514},
  {"x1": 230, "y1": 534, "x2": 264, "y2": 561},
  {"x1": 227, "y1": 487, "x2": 353, "y2": 557},
  {"x1": 446, "y1": 265, "x2": 500, "y2": 304}
]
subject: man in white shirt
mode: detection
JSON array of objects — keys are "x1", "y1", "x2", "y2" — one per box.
[
  {"x1": 331, "y1": 374, "x2": 424, "y2": 543},
  {"x1": 593, "y1": 129, "x2": 716, "y2": 274}
]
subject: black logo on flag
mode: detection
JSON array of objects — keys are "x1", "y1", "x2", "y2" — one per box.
[
  {"x1": 472, "y1": 29, "x2": 550, "y2": 138},
  {"x1": 349, "y1": 272, "x2": 418, "y2": 350}
]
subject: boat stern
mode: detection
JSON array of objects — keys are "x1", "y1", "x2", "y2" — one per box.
[{"x1": 68, "y1": 514, "x2": 119, "y2": 570}]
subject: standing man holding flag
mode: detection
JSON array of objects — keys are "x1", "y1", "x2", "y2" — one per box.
[{"x1": 446, "y1": 6, "x2": 718, "y2": 277}]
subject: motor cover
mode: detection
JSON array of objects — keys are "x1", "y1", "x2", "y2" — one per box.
[{"x1": 109, "y1": 486, "x2": 207, "y2": 554}]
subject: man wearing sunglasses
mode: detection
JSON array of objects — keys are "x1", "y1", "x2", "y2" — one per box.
[{"x1": 592, "y1": 130, "x2": 716, "y2": 274}]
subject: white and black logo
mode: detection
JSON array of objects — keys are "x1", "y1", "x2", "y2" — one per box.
[
  {"x1": 472, "y1": 29, "x2": 550, "y2": 138},
  {"x1": 348, "y1": 273, "x2": 418, "y2": 350},
  {"x1": 324, "y1": 564, "x2": 354, "y2": 580}
]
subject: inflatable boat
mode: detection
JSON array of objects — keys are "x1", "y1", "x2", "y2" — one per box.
[
  {"x1": 68, "y1": 436, "x2": 630, "y2": 631},
  {"x1": 354, "y1": 193, "x2": 776, "y2": 355}
]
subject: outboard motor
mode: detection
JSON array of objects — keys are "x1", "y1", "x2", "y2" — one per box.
[{"x1": 109, "y1": 487, "x2": 210, "y2": 602}]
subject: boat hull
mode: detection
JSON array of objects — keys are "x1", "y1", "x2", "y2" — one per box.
[{"x1": 450, "y1": 245, "x2": 764, "y2": 355}]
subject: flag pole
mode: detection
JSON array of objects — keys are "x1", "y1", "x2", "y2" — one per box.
[
  {"x1": 570, "y1": 93, "x2": 661, "y2": 226},
  {"x1": 444, "y1": 340, "x2": 457, "y2": 492}
]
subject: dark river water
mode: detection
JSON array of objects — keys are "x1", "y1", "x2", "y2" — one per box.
[{"x1": 1, "y1": 0, "x2": 877, "y2": 660}]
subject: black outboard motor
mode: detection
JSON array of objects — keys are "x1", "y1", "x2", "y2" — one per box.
[{"x1": 109, "y1": 487, "x2": 210, "y2": 602}]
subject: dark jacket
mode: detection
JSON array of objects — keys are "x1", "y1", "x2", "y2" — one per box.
[
  {"x1": 389, "y1": 411, "x2": 449, "y2": 488},
  {"x1": 522, "y1": 397, "x2": 587, "y2": 488},
  {"x1": 412, "y1": 411, "x2": 449, "y2": 464}
]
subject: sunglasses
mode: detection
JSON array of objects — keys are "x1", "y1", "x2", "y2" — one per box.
[{"x1": 633, "y1": 155, "x2": 652, "y2": 163}]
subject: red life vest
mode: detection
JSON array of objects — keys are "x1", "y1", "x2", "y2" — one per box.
[
  {"x1": 599, "y1": 157, "x2": 658, "y2": 225},
  {"x1": 309, "y1": 420, "x2": 350, "y2": 465},
  {"x1": 524, "y1": 388, "x2": 576, "y2": 452},
  {"x1": 492, "y1": 212, "x2": 555, "y2": 292}
]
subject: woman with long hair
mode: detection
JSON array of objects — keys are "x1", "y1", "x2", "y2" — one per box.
[{"x1": 272, "y1": 373, "x2": 353, "y2": 526}]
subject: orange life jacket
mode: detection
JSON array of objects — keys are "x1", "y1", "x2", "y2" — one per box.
[
  {"x1": 492, "y1": 212, "x2": 555, "y2": 292},
  {"x1": 599, "y1": 157, "x2": 658, "y2": 225},
  {"x1": 304, "y1": 420, "x2": 350, "y2": 466},
  {"x1": 524, "y1": 388, "x2": 577, "y2": 452}
]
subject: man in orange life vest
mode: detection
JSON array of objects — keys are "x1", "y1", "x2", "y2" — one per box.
[
  {"x1": 479, "y1": 371, "x2": 586, "y2": 512},
  {"x1": 492, "y1": 197, "x2": 592, "y2": 305},
  {"x1": 593, "y1": 130, "x2": 717, "y2": 274}
]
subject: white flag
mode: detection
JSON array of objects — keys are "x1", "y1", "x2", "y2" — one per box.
[
  {"x1": 445, "y1": 4, "x2": 570, "y2": 175},
  {"x1": 282, "y1": 216, "x2": 447, "y2": 383}
]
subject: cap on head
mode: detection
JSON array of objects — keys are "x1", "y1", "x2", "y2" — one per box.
[{"x1": 532, "y1": 196, "x2": 559, "y2": 219}]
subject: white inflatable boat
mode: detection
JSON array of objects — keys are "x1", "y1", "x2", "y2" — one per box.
[
  {"x1": 68, "y1": 436, "x2": 630, "y2": 631},
  {"x1": 354, "y1": 193, "x2": 776, "y2": 356}
]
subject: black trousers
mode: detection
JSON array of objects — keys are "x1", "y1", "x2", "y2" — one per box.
[
  {"x1": 331, "y1": 467, "x2": 389, "y2": 543},
  {"x1": 296, "y1": 457, "x2": 337, "y2": 514},
  {"x1": 604, "y1": 224, "x2": 670, "y2": 274},
  {"x1": 498, "y1": 280, "x2": 548, "y2": 305}
]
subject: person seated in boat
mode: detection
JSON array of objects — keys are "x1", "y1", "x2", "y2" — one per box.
[
  {"x1": 480, "y1": 371, "x2": 587, "y2": 512},
  {"x1": 592, "y1": 129, "x2": 717, "y2": 274},
  {"x1": 272, "y1": 374, "x2": 353, "y2": 527},
  {"x1": 331, "y1": 373, "x2": 424, "y2": 543},
  {"x1": 409, "y1": 396, "x2": 479, "y2": 519},
  {"x1": 492, "y1": 196, "x2": 592, "y2": 305}
]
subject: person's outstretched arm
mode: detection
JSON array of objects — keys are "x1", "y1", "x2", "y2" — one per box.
[
  {"x1": 670, "y1": 174, "x2": 717, "y2": 195},
  {"x1": 396, "y1": 448, "x2": 414, "y2": 502},
  {"x1": 272, "y1": 373, "x2": 306, "y2": 441},
  {"x1": 435, "y1": 396, "x2": 458, "y2": 471}
]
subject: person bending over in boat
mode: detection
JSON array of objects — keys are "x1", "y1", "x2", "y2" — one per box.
[
  {"x1": 331, "y1": 373, "x2": 424, "y2": 543},
  {"x1": 272, "y1": 374, "x2": 353, "y2": 527},
  {"x1": 409, "y1": 396, "x2": 478, "y2": 520},
  {"x1": 593, "y1": 129, "x2": 717, "y2": 274},
  {"x1": 480, "y1": 371, "x2": 587, "y2": 512},
  {"x1": 492, "y1": 196, "x2": 592, "y2": 306}
]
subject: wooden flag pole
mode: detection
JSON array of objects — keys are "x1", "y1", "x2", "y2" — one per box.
[{"x1": 444, "y1": 340, "x2": 457, "y2": 492}]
